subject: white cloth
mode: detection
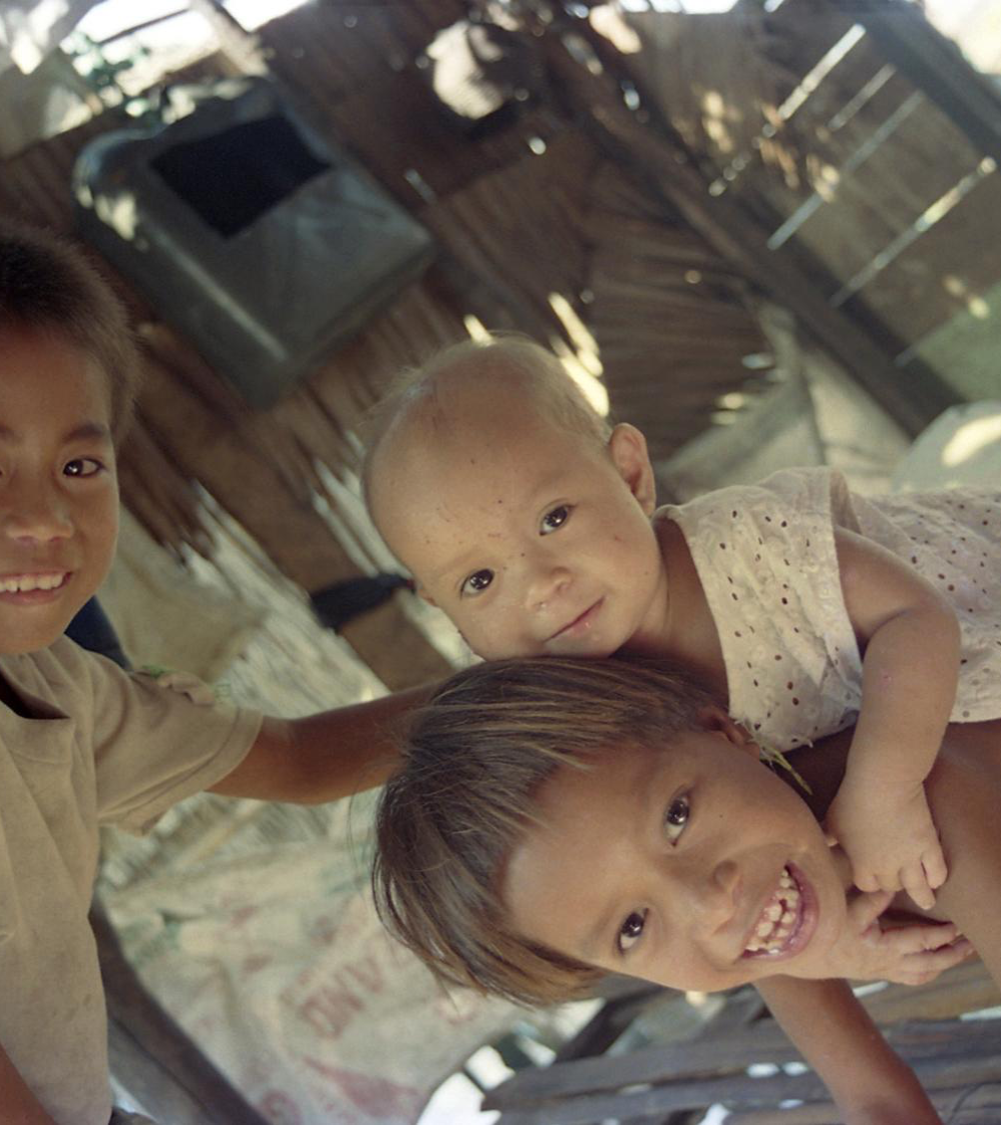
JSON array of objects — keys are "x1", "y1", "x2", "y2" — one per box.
[
  {"x1": 661, "y1": 467, "x2": 1000, "y2": 750},
  {"x1": 0, "y1": 637, "x2": 260, "y2": 1125}
]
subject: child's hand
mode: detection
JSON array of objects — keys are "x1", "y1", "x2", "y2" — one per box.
[
  {"x1": 832, "y1": 890, "x2": 973, "y2": 985},
  {"x1": 825, "y1": 780, "x2": 947, "y2": 910}
]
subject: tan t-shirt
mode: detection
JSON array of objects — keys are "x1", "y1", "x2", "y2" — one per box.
[{"x1": 0, "y1": 637, "x2": 262, "y2": 1125}]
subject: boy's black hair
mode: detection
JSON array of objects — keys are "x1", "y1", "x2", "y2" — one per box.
[{"x1": 0, "y1": 220, "x2": 141, "y2": 441}]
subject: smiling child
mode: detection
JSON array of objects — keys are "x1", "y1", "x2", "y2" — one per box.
[
  {"x1": 0, "y1": 221, "x2": 424, "y2": 1125},
  {"x1": 374, "y1": 655, "x2": 999, "y2": 1123}
]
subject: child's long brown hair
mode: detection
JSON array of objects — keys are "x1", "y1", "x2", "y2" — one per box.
[{"x1": 373, "y1": 654, "x2": 716, "y2": 1006}]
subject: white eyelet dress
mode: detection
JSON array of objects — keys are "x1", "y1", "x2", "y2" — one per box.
[{"x1": 659, "y1": 467, "x2": 1000, "y2": 752}]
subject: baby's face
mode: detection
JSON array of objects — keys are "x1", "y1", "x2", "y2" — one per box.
[
  {"x1": 0, "y1": 326, "x2": 119, "y2": 655},
  {"x1": 502, "y1": 717, "x2": 851, "y2": 993},
  {"x1": 369, "y1": 381, "x2": 667, "y2": 660}
]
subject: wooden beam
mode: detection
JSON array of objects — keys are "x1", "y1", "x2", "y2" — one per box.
[
  {"x1": 543, "y1": 25, "x2": 960, "y2": 436},
  {"x1": 855, "y1": 0, "x2": 1000, "y2": 163},
  {"x1": 93, "y1": 906, "x2": 271, "y2": 1125}
]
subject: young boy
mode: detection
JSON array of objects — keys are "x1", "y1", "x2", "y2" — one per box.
[
  {"x1": 0, "y1": 221, "x2": 420, "y2": 1125},
  {"x1": 373, "y1": 655, "x2": 999, "y2": 1123},
  {"x1": 362, "y1": 333, "x2": 999, "y2": 911}
]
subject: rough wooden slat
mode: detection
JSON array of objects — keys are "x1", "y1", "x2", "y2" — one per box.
[
  {"x1": 133, "y1": 328, "x2": 451, "y2": 690},
  {"x1": 490, "y1": 1019, "x2": 998, "y2": 1125},
  {"x1": 845, "y1": 168, "x2": 1000, "y2": 353},
  {"x1": 94, "y1": 907, "x2": 271, "y2": 1125},
  {"x1": 792, "y1": 90, "x2": 988, "y2": 287},
  {"x1": 544, "y1": 24, "x2": 958, "y2": 434},
  {"x1": 856, "y1": 0, "x2": 1000, "y2": 161}
]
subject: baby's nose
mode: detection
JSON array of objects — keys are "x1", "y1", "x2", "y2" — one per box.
[{"x1": 527, "y1": 563, "x2": 572, "y2": 611}]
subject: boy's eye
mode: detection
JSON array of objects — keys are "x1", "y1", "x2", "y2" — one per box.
[
  {"x1": 617, "y1": 910, "x2": 647, "y2": 955},
  {"x1": 461, "y1": 569, "x2": 494, "y2": 597},
  {"x1": 540, "y1": 505, "x2": 570, "y2": 534},
  {"x1": 63, "y1": 458, "x2": 104, "y2": 478},
  {"x1": 664, "y1": 794, "x2": 690, "y2": 843}
]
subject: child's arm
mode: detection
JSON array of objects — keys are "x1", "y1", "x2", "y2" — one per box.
[
  {"x1": 0, "y1": 1040, "x2": 58, "y2": 1124},
  {"x1": 209, "y1": 684, "x2": 432, "y2": 803},
  {"x1": 826, "y1": 527, "x2": 960, "y2": 909},
  {"x1": 755, "y1": 976, "x2": 941, "y2": 1124}
]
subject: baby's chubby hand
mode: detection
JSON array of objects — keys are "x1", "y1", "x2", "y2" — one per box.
[
  {"x1": 830, "y1": 890, "x2": 973, "y2": 986},
  {"x1": 824, "y1": 779, "x2": 947, "y2": 911}
]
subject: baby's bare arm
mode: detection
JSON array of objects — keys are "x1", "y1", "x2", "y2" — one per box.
[{"x1": 829, "y1": 528, "x2": 960, "y2": 905}]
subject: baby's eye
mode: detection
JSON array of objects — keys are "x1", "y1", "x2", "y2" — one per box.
[
  {"x1": 540, "y1": 505, "x2": 570, "y2": 535},
  {"x1": 461, "y1": 569, "x2": 494, "y2": 597},
  {"x1": 617, "y1": 910, "x2": 647, "y2": 955},
  {"x1": 63, "y1": 458, "x2": 104, "y2": 478},
  {"x1": 664, "y1": 794, "x2": 690, "y2": 843}
]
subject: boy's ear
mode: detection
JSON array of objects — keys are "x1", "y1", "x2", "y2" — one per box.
[
  {"x1": 696, "y1": 704, "x2": 758, "y2": 758},
  {"x1": 608, "y1": 423, "x2": 657, "y2": 515}
]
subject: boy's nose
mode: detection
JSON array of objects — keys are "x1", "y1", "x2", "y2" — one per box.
[
  {"x1": 3, "y1": 487, "x2": 73, "y2": 543},
  {"x1": 680, "y1": 859, "x2": 742, "y2": 934}
]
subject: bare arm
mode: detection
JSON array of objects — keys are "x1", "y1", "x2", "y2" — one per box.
[
  {"x1": 209, "y1": 684, "x2": 433, "y2": 804},
  {"x1": 0, "y1": 1040, "x2": 57, "y2": 1125},
  {"x1": 829, "y1": 527, "x2": 960, "y2": 906},
  {"x1": 755, "y1": 976, "x2": 941, "y2": 1124}
]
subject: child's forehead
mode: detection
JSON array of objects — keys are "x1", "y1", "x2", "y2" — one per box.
[{"x1": 0, "y1": 325, "x2": 115, "y2": 418}]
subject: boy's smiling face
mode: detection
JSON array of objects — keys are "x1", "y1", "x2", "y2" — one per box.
[
  {"x1": 369, "y1": 376, "x2": 670, "y2": 660},
  {"x1": 0, "y1": 327, "x2": 119, "y2": 655},
  {"x1": 502, "y1": 715, "x2": 851, "y2": 993}
]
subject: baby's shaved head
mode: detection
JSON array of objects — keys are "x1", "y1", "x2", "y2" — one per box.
[{"x1": 362, "y1": 334, "x2": 611, "y2": 525}]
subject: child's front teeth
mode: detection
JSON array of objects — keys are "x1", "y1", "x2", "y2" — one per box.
[
  {"x1": 2, "y1": 574, "x2": 64, "y2": 592},
  {"x1": 745, "y1": 869, "x2": 802, "y2": 954}
]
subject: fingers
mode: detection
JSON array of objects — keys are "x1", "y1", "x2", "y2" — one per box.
[
  {"x1": 847, "y1": 889, "x2": 893, "y2": 935},
  {"x1": 885, "y1": 938, "x2": 975, "y2": 986},
  {"x1": 899, "y1": 861, "x2": 937, "y2": 911},
  {"x1": 922, "y1": 842, "x2": 948, "y2": 890},
  {"x1": 879, "y1": 920, "x2": 959, "y2": 955}
]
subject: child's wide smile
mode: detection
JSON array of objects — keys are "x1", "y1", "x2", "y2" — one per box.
[
  {"x1": 502, "y1": 718, "x2": 850, "y2": 992},
  {"x1": 0, "y1": 327, "x2": 119, "y2": 655},
  {"x1": 742, "y1": 863, "x2": 816, "y2": 959}
]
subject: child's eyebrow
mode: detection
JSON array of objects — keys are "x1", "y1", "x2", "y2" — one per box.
[{"x1": 0, "y1": 421, "x2": 111, "y2": 444}]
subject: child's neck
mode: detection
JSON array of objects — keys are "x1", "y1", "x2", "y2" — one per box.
[{"x1": 623, "y1": 516, "x2": 729, "y2": 703}]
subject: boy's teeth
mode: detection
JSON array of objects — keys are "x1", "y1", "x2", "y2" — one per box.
[
  {"x1": 1, "y1": 574, "x2": 64, "y2": 592},
  {"x1": 745, "y1": 868, "x2": 801, "y2": 954}
]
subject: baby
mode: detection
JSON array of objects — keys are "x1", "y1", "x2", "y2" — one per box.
[
  {"x1": 363, "y1": 334, "x2": 1000, "y2": 909},
  {"x1": 373, "y1": 655, "x2": 999, "y2": 1122}
]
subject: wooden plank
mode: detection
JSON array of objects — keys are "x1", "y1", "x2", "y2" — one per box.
[
  {"x1": 727, "y1": 1081, "x2": 1000, "y2": 1125},
  {"x1": 134, "y1": 326, "x2": 451, "y2": 691},
  {"x1": 791, "y1": 89, "x2": 987, "y2": 286},
  {"x1": 258, "y1": 2, "x2": 464, "y2": 103},
  {"x1": 844, "y1": 167, "x2": 1000, "y2": 354},
  {"x1": 487, "y1": 1009, "x2": 999, "y2": 1112},
  {"x1": 491, "y1": 1020, "x2": 999, "y2": 1125},
  {"x1": 856, "y1": 0, "x2": 1000, "y2": 161},
  {"x1": 93, "y1": 906, "x2": 271, "y2": 1125},
  {"x1": 622, "y1": 0, "x2": 860, "y2": 182},
  {"x1": 543, "y1": 26, "x2": 958, "y2": 434},
  {"x1": 416, "y1": 128, "x2": 599, "y2": 332}
]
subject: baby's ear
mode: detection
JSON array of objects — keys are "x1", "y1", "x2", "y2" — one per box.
[
  {"x1": 608, "y1": 424, "x2": 657, "y2": 515},
  {"x1": 696, "y1": 705, "x2": 757, "y2": 757}
]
